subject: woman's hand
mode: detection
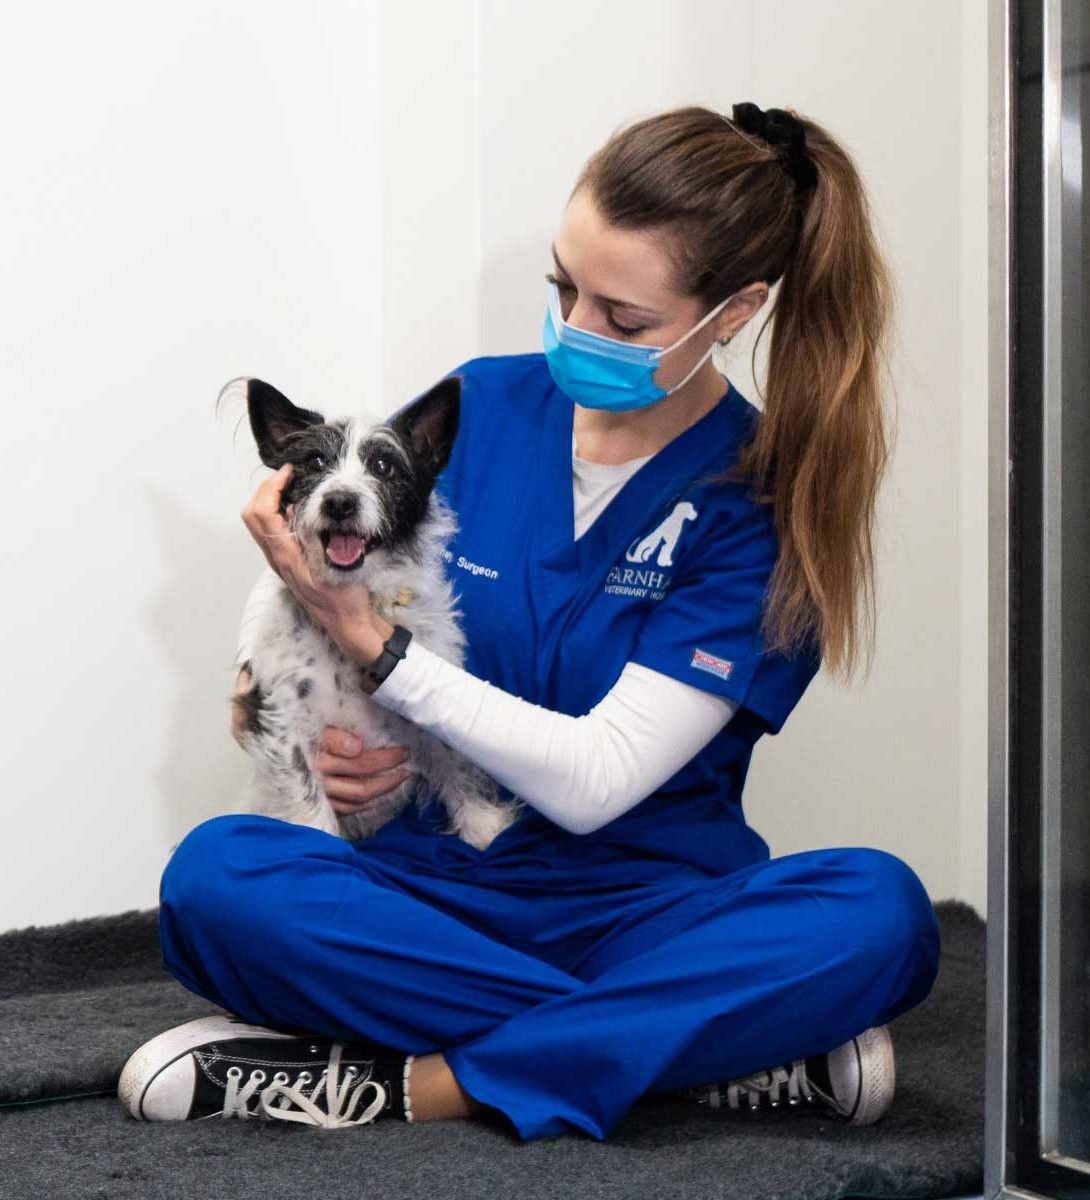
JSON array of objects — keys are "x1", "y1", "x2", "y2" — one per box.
[
  {"x1": 231, "y1": 665, "x2": 409, "y2": 813},
  {"x1": 314, "y1": 727, "x2": 412, "y2": 816},
  {"x1": 231, "y1": 667, "x2": 409, "y2": 812},
  {"x1": 240, "y1": 464, "x2": 392, "y2": 666}
]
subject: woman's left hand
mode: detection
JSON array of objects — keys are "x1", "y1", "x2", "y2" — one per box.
[{"x1": 240, "y1": 463, "x2": 387, "y2": 666}]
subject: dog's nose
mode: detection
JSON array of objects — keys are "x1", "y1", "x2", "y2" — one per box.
[{"x1": 321, "y1": 492, "x2": 360, "y2": 521}]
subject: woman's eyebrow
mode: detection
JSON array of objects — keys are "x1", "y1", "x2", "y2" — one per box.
[{"x1": 550, "y1": 244, "x2": 663, "y2": 316}]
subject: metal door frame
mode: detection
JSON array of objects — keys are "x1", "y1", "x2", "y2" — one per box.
[{"x1": 986, "y1": 0, "x2": 1088, "y2": 1195}]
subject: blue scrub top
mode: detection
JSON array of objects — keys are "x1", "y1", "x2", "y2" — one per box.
[{"x1": 373, "y1": 353, "x2": 822, "y2": 884}]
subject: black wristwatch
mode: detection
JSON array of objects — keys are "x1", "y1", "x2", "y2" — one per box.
[{"x1": 360, "y1": 624, "x2": 413, "y2": 695}]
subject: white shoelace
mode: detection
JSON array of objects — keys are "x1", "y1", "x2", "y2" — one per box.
[
  {"x1": 219, "y1": 1041, "x2": 389, "y2": 1128},
  {"x1": 704, "y1": 1058, "x2": 840, "y2": 1113}
]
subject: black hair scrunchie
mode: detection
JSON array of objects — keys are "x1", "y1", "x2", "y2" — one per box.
[{"x1": 732, "y1": 101, "x2": 818, "y2": 193}]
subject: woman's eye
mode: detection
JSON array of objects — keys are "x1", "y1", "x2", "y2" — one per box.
[{"x1": 547, "y1": 273, "x2": 643, "y2": 337}]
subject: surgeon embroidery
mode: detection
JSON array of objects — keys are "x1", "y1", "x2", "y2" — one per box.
[{"x1": 625, "y1": 501, "x2": 698, "y2": 567}]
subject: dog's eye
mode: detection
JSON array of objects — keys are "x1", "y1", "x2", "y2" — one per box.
[
  {"x1": 372, "y1": 454, "x2": 393, "y2": 478},
  {"x1": 304, "y1": 453, "x2": 326, "y2": 470}
]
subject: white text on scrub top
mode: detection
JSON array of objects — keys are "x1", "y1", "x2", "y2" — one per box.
[
  {"x1": 441, "y1": 547, "x2": 500, "y2": 580},
  {"x1": 604, "y1": 565, "x2": 671, "y2": 600}
]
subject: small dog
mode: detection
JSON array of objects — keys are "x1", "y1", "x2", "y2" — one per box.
[{"x1": 223, "y1": 373, "x2": 525, "y2": 851}]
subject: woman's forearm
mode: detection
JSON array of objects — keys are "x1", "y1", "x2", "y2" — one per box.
[{"x1": 367, "y1": 638, "x2": 736, "y2": 835}]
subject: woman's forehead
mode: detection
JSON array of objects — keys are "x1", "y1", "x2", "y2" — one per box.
[{"x1": 555, "y1": 188, "x2": 679, "y2": 308}]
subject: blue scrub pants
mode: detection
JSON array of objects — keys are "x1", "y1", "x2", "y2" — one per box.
[{"x1": 157, "y1": 812, "x2": 941, "y2": 1142}]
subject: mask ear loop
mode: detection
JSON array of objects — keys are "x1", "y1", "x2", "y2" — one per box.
[
  {"x1": 653, "y1": 290, "x2": 737, "y2": 359},
  {"x1": 654, "y1": 289, "x2": 740, "y2": 396},
  {"x1": 660, "y1": 342, "x2": 715, "y2": 397}
]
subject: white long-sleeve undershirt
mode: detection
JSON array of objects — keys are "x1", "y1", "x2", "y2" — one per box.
[
  {"x1": 368, "y1": 639, "x2": 734, "y2": 835},
  {"x1": 234, "y1": 441, "x2": 738, "y2": 835}
]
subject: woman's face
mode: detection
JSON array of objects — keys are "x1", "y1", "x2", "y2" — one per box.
[{"x1": 549, "y1": 186, "x2": 766, "y2": 395}]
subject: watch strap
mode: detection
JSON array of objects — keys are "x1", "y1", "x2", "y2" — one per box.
[{"x1": 361, "y1": 624, "x2": 413, "y2": 695}]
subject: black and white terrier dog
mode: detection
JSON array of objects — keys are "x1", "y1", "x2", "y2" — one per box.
[{"x1": 225, "y1": 374, "x2": 524, "y2": 851}]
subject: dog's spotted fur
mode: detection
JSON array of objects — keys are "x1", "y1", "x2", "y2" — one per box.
[{"x1": 224, "y1": 374, "x2": 525, "y2": 851}]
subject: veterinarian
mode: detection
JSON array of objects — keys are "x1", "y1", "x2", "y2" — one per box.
[{"x1": 129, "y1": 103, "x2": 941, "y2": 1139}]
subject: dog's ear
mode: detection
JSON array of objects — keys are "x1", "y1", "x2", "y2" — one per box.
[
  {"x1": 389, "y1": 375, "x2": 461, "y2": 486},
  {"x1": 245, "y1": 378, "x2": 326, "y2": 468}
]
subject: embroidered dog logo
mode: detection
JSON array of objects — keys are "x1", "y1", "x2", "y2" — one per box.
[{"x1": 625, "y1": 501, "x2": 698, "y2": 568}]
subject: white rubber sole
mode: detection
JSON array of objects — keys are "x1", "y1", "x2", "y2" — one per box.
[
  {"x1": 117, "y1": 1013, "x2": 302, "y2": 1121},
  {"x1": 829, "y1": 1024, "x2": 896, "y2": 1125}
]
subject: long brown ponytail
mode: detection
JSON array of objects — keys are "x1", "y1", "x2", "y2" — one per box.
[{"x1": 572, "y1": 104, "x2": 897, "y2": 685}]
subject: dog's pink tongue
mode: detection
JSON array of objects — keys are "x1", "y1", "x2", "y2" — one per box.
[{"x1": 326, "y1": 533, "x2": 364, "y2": 566}]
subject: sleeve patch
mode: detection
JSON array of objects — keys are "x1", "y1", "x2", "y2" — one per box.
[{"x1": 690, "y1": 648, "x2": 735, "y2": 680}]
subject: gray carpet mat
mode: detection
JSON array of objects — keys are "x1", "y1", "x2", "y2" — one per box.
[{"x1": 0, "y1": 900, "x2": 985, "y2": 1199}]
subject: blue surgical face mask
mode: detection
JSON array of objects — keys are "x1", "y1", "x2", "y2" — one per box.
[{"x1": 541, "y1": 275, "x2": 737, "y2": 412}]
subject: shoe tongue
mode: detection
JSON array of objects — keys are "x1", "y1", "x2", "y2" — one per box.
[{"x1": 803, "y1": 1052, "x2": 833, "y2": 1096}]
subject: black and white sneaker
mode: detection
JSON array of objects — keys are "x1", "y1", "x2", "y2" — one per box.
[
  {"x1": 118, "y1": 1014, "x2": 411, "y2": 1128},
  {"x1": 680, "y1": 1025, "x2": 896, "y2": 1127}
]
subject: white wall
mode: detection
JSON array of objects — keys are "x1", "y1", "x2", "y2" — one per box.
[{"x1": 0, "y1": 0, "x2": 990, "y2": 933}]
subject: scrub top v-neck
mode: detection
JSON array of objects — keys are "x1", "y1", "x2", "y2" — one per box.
[
  {"x1": 571, "y1": 433, "x2": 653, "y2": 541},
  {"x1": 371, "y1": 352, "x2": 822, "y2": 885}
]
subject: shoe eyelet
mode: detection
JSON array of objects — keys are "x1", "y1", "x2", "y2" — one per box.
[
  {"x1": 226, "y1": 1066, "x2": 243, "y2": 1079},
  {"x1": 250, "y1": 1070, "x2": 266, "y2": 1083},
  {"x1": 345, "y1": 1066, "x2": 358, "y2": 1076},
  {"x1": 297, "y1": 1071, "x2": 312, "y2": 1084},
  {"x1": 272, "y1": 1072, "x2": 290, "y2": 1084}
]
